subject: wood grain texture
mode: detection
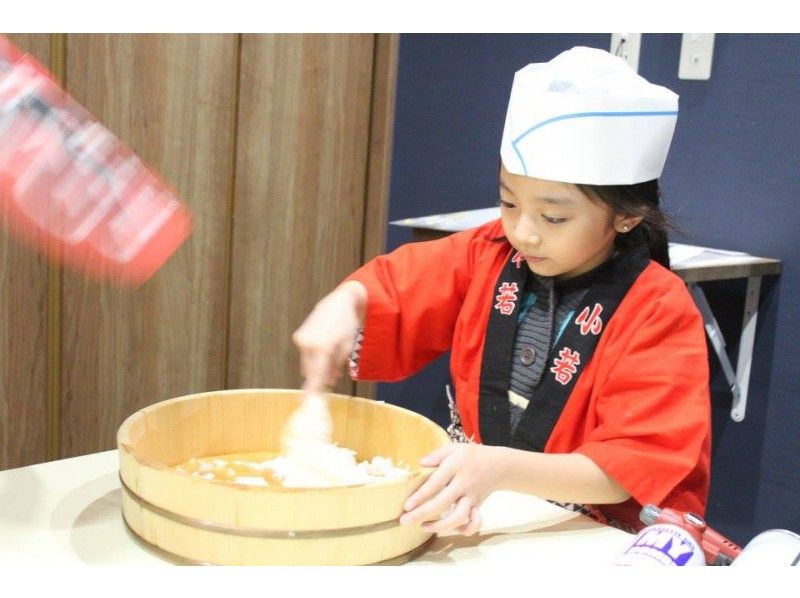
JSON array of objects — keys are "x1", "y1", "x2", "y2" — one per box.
[
  {"x1": 360, "y1": 33, "x2": 398, "y2": 264},
  {"x1": 0, "y1": 34, "x2": 51, "y2": 469},
  {"x1": 227, "y1": 34, "x2": 375, "y2": 392},
  {"x1": 355, "y1": 33, "x2": 399, "y2": 401},
  {"x1": 118, "y1": 389, "x2": 449, "y2": 564},
  {"x1": 59, "y1": 34, "x2": 238, "y2": 457}
]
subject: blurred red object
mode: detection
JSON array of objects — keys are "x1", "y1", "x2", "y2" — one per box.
[{"x1": 0, "y1": 35, "x2": 192, "y2": 286}]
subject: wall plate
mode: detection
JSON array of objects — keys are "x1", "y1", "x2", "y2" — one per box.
[{"x1": 610, "y1": 33, "x2": 641, "y2": 72}]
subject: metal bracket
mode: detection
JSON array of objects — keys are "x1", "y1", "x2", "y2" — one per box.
[{"x1": 688, "y1": 278, "x2": 762, "y2": 422}]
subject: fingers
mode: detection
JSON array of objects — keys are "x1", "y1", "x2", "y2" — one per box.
[
  {"x1": 401, "y1": 471, "x2": 464, "y2": 527},
  {"x1": 400, "y1": 483, "x2": 460, "y2": 526},
  {"x1": 298, "y1": 347, "x2": 341, "y2": 392},
  {"x1": 398, "y1": 444, "x2": 489, "y2": 536},
  {"x1": 293, "y1": 282, "x2": 367, "y2": 391},
  {"x1": 456, "y1": 507, "x2": 482, "y2": 536},
  {"x1": 403, "y1": 448, "x2": 457, "y2": 513},
  {"x1": 418, "y1": 445, "x2": 455, "y2": 467},
  {"x1": 292, "y1": 296, "x2": 360, "y2": 391},
  {"x1": 420, "y1": 495, "x2": 474, "y2": 534}
]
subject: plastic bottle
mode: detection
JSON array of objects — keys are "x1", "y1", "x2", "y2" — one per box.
[
  {"x1": 731, "y1": 529, "x2": 800, "y2": 566},
  {"x1": 615, "y1": 522, "x2": 706, "y2": 566},
  {"x1": 0, "y1": 35, "x2": 191, "y2": 286}
]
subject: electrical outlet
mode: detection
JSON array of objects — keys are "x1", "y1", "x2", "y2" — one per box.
[
  {"x1": 610, "y1": 33, "x2": 641, "y2": 72},
  {"x1": 679, "y1": 33, "x2": 715, "y2": 80}
]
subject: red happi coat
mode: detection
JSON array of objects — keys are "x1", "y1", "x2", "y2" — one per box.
[{"x1": 346, "y1": 219, "x2": 711, "y2": 529}]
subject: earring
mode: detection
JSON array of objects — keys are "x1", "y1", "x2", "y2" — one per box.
[{"x1": 622, "y1": 224, "x2": 630, "y2": 232}]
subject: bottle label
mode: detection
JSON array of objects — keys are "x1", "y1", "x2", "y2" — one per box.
[
  {"x1": 616, "y1": 523, "x2": 705, "y2": 566},
  {"x1": 0, "y1": 35, "x2": 191, "y2": 286}
]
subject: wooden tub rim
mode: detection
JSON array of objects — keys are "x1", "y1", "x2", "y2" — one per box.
[{"x1": 117, "y1": 387, "x2": 449, "y2": 497}]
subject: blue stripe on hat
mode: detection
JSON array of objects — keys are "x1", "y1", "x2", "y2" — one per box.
[{"x1": 512, "y1": 110, "x2": 678, "y2": 176}]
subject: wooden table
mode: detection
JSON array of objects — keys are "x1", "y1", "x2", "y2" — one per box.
[
  {"x1": 0, "y1": 450, "x2": 633, "y2": 566},
  {"x1": 391, "y1": 208, "x2": 782, "y2": 422}
]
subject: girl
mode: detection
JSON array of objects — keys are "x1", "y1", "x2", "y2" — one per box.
[{"x1": 293, "y1": 46, "x2": 711, "y2": 535}]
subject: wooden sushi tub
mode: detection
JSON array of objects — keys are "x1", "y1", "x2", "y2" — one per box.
[{"x1": 117, "y1": 388, "x2": 450, "y2": 565}]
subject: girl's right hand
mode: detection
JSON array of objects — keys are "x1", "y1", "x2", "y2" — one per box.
[{"x1": 292, "y1": 280, "x2": 368, "y2": 392}]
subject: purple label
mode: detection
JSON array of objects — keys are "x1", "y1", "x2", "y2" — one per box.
[{"x1": 624, "y1": 526, "x2": 701, "y2": 566}]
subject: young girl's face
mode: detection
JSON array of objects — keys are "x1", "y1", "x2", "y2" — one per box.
[{"x1": 499, "y1": 165, "x2": 638, "y2": 280}]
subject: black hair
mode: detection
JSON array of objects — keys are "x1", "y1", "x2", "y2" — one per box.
[{"x1": 576, "y1": 180, "x2": 673, "y2": 268}]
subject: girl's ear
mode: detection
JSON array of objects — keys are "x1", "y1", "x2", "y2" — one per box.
[{"x1": 614, "y1": 214, "x2": 644, "y2": 233}]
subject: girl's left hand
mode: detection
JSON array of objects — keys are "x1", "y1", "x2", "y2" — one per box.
[{"x1": 399, "y1": 443, "x2": 507, "y2": 536}]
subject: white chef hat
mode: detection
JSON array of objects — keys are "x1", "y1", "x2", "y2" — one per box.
[{"x1": 500, "y1": 46, "x2": 679, "y2": 185}]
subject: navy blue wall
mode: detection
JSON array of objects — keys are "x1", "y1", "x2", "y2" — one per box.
[{"x1": 378, "y1": 33, "x2": 800, "y2": 545}]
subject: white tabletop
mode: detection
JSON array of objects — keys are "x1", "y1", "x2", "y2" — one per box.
[
  {"x1": 390, "y1": 208, "x2": 782, "y2": 278},
  {"x1": 0, "y1": 450, "x2": 634, "y2": 566}
]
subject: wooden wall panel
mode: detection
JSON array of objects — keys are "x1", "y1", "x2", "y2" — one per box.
[
  {"x1": 0, "y1": 33, "x2": 397, "y2": 468},
  {"x1": 355, "y1": 34, "x2": 399, "y2": 401},
  {"x1": 361, "y1": 34, "x2": 398, "y2": 264},
  {"x1": 59, "y1": 34, "x2": 238, "y2": 457},
  {"x1": 0, "y1": 34, "x2": 51, "y2": 469},
  {"x1": 227, "y1": 34, "x2": 375, "y2": 392}
]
